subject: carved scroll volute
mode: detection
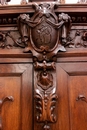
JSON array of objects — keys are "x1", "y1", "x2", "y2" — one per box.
[{"x1": 17, "y1": 2, "x2": 71, "y2": 130}]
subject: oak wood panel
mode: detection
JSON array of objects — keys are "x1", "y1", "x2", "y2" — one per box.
[
  {"x1": 57, "y1": 62, "x2": 87, "y2": 130},
  {"x1": 69, "y1": 76, "x2": 87, "y2": 130},
  {"x1": 0, "y1": 2, "x2": 87, "y2": 130},
  {"x1": 0, "y1": 64, "x2": 33, "y2": 130}
]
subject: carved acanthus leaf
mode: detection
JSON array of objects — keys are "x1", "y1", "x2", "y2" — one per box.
[{"x1": 35, "y1": 82, "x2": 58, "y2": 123}]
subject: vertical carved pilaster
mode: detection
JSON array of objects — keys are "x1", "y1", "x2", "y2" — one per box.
[
  {"x1": 34, "y1": 62, "x2": 58, "y2": 129},
  {"x1": 17, "y1": 2, "x2": 71, "y2": 130}
]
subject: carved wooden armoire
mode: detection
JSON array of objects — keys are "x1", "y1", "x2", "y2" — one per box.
[{"x1": 0, "y1": 2, "x2": 87, "y2": 130}]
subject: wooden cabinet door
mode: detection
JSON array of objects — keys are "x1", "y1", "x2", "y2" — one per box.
[
  {"x1": 0, "y1": 64, "x2": 32, "y2": 130},
  {"x1": 56, "y1": 62, "x2": 87, "y2": 130}
]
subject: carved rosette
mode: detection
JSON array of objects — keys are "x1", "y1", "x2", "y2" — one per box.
[{"x1": 17, "y1": 2, "x2": 71, "y2": 130}]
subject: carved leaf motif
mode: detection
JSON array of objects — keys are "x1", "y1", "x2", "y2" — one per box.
[{"x1": 35, "y1": 74, "x2": 58, "y2": 123}]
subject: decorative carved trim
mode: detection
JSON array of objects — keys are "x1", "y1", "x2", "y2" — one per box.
[
  {"x1": 76, "y1": 95, "x2": 87, "y2": 103},
  {"x1": 0, "y1": 96, "x2": 14, "y2": 112},
  {"x1": 66, "y1": 29, "x2": 87, "y2": 48},
  {"x1": 0, "y1": 96, "x2": 14, "y2": 130},
  {"x1": 17, "y1": 3, "x2": 71, "y2": 129},
  {"x1": 0, "y1": 31, "x2": 22, "y2": 48},
  {"x1": 35, "y1": 70, "x2": 58, "y2": 129},
  {"x1": 34, "y1": 60, "x2": 57, "y2": 129},
  {"x1": 71, "y1": 16, "x2": 87, "y2": 23},
  {"x1": 0, "y1": 18, "x2": 17, "y2": 25}
]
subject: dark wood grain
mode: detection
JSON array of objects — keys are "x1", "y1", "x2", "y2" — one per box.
[
  {"x1": 0, "y1": 64, "x2": 33, "y2": 130},
  {"x1": 0, "y1": 2, "x2": 87, "y2": 130},
  {"x1": 56, "y1": 62, "x2": 87, "y2": 130}
]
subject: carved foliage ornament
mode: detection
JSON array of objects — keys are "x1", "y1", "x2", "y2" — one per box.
[
  {"x1": 66, "y1": 30, "x2": 87, "y2": 48},
  {"x1": 17, "y1": 3, "x2": 71, "y2": 130}
]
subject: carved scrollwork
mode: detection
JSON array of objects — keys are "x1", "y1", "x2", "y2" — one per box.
[
  {"x1": 0, "y1": 31, "x2": 27, "y2": 48},
  {"x1": 17, "y1": 3, "x2": 71, "y2": 130},
  {"x1": 76, "y1": 95, "x2": 87, "y2": 103},
  {"x1": 66, "y1": 29, "x2": 87, "y2": 48},
  {"x1": 0, "y1": 96, "x2": 14, "y2": 130},
  {"x1": 0, "y1": 96, "x2": 14, "y2": 112}
]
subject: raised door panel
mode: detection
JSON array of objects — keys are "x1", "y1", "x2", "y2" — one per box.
[
  {"x1": 0, "y1": 64, "x2": 32, "y2": 130},
  {"x1": 57, "y1": 63, "x2": 87, "y2": 130}
]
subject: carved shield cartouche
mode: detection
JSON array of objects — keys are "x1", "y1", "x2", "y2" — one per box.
[{"x1": 30, "y1": 4, "x2": 58, "y2": 52}]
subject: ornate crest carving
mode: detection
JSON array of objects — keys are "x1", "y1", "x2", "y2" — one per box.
[
  {"x1": 17, "y1": 3, "x2": 71, "y2": 58},
  {"x1": 17, "y1": 2, "x2": 71, "y2": 130}
]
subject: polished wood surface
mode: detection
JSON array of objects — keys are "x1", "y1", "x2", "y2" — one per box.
[
  {"x1": 0, "y1": 48, "x2": 33, "y2": 130},
  {"x1": 0, "y1": 2, "x2": 86, "y2": 130},
  {"x1": 0, "y1": 63, "x2": 33, "y2": 130},
  {"x1": 56, "y1": 55, "x2": 87, "y2": 130}
]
